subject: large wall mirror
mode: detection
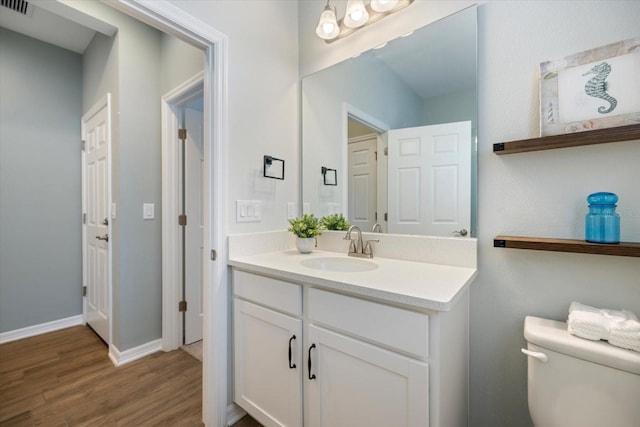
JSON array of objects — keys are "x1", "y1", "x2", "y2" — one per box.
[{"x1": 302, "y1": 6, "x2": 477, "y2": 237}]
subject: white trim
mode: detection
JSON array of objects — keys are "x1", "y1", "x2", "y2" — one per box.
[
  {"x1": 161, "y1": 72, "x2": 205, "y2": 352},
  {"x1": 225, "y1": 404, "x2": 247, "y2": 427},
  {"x1": 0, "y1": 315, "x2": 84, "y2": 344},
  {"x1": 108, "y1": 2, "x2": 229, "y2": 426},
  {"x1": 108, "y1": 339, "x2": 163, "y2": 366}
]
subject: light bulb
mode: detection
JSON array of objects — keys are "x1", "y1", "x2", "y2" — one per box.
[
  {"x1": 344, "y1": 0, "x2": 369, "y2": 28},
  {"x1": 371, "y1": 0, "x2": 399, "y2": 12},
  {"x1": 315, "y1": 2, "x2": 339, "y2": 40}
]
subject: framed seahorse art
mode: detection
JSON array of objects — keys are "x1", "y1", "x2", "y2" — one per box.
[{"x1": 539, "y1": 37, "x2": 640, "y2": 136}]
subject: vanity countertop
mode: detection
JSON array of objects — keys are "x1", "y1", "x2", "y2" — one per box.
[{"x1": 228, "y1": 250, "x2": 477, "y2": 311}]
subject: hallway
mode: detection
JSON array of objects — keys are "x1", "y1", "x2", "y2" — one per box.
[{"x1": 0, "y1": 326, "x2": 202, "y2": 426}]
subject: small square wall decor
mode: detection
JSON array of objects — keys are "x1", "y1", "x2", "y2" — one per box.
[{"x1": 539, "y1": 37, "x2": 640, "y2": 136}]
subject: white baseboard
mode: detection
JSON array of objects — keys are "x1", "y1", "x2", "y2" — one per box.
[
  {"x1": 0, "y1": 315, "x2": 84, "y2": 344},
  {"x1": 226, "y1": 403, "x2": 247, "y2": 427},
  {"x1": 108, "y1": 339, "x2": 163, "y2": 367}
]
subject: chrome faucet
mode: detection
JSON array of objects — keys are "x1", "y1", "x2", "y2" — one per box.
[
  {"x1": 371, "y1": 223, "x2": 383, "y2": 233},
  {"x1": 344, "y1": 225, "x2": 378, "y2": 258}
]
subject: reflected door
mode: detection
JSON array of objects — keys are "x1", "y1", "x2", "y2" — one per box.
[
  {"x1": 348, "y1": 135, "x2": 378, "y2": 232},
  {"x1": 387, "y1": 121, "x2": 471, "y2": 236}
]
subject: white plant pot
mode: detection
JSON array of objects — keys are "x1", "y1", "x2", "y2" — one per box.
[{"x1": 296, "y1": 237, "x2": 315, "y2": 254}]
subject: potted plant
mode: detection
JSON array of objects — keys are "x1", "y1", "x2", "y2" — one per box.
[
  {"x1": 320, "y1": 214, "x2": 350, "y2": 231},
  {"x1": 288, "y1": 214, "x2": 322, "y2": 253}
]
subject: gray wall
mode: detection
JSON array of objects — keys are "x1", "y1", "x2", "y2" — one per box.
[
  {"x1": 0, "y1": 28, "x2": 83, "y2": 332},
  {"x1": 160, "y1": 33, "x2": 203, "y2": 95}
]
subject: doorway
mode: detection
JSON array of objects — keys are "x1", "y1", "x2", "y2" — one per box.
[
  {"x1": 161, "y1": 75, "x2": 205, "y2": 348},
  {"x1": 346, "y1": 111, "x2": 388, "y2": 234}
]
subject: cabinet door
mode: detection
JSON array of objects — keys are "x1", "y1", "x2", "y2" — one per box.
[
  {"x1": 234, "y1": 299, "x2": 302, "y2": 427},
  {"x1": 305, "y1": 325, "x2": 429, "y2": 427}
]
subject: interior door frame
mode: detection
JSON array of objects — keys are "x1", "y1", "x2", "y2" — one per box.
[
  {"x1": 108, "y1": 1, "x2": 229, "y2": 426},
  {"x1": 161, "y1": 72, "x2": 204, "y2": 351},
  {"x1": 81, "y1": 93, "x2": 113, "y2": 346}
]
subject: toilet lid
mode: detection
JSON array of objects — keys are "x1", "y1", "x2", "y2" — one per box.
[{"x1": 524, "y1": 316, "x2": 640, "y2": 375}]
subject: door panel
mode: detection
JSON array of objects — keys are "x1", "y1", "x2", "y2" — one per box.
[
  {"x1": 184, "y1": 105, "x2": 204, "y2": 344},
  {"x1": 305, "y1": 325, "x2": 429, "y2": 427},
  {"x1": 234, "y1": 299, "x2": 303, "y2": 427},
  {"x1": 387, "y1": 121, "x2": 471, "y2": 235},
  {"x1": 83, "y1": 97, "x2": 110, "y2": 344}
]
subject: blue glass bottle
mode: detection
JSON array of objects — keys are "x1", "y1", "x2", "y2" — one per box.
[{"x1": 585, "y1": 192, "x2": 620, "y2": 244}]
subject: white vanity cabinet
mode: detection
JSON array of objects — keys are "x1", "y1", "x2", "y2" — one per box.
[{"x1": 233, "y1": 269, "x2": 469, "y2": 427}]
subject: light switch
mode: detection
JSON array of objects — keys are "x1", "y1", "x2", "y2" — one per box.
[
  {"x1": 236, "y1": 200, "x2": 261, "y2": 223},
  {"x1": 143, "y1": 203, "x2": 155, "y2": 220}
]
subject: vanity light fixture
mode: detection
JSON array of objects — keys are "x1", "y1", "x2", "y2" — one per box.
[{"x1": 316, "y1": 0, "x2": 414, "y2": 43}]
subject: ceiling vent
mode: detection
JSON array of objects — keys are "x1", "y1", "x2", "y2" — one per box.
[{"x1": 1, "y1": 0, "x2": 33, "y2": 17}]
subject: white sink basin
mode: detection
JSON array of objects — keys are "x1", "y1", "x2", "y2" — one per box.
[{"x1": 300, "y1": 257, "x2": 377, "y2": 273}]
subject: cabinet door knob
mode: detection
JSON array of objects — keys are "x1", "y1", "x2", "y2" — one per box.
[
  {"x1": 308, "y1": 344, "x2": 316, "y2": 380},
  {"x1": 288, "y1": 335, "x2": 296, "y2": 369}
]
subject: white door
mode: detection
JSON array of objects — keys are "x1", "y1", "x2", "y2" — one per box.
[
  {"x1": 305, "y1": 325, "x2": 429, "y2": 427},
  {"x1": 234, "y1": 299, "x2": 303, "y2": 427},
  {"x1": 184, "y1": 105, "x2": 204, "y2": 344},
  {"x1": 348, "y1": 135, "x2": 377, "y2": 232},
  {"x1": 387, "y1": 121, "x2": 471, "y2": 236},
  {"x1": 82, "y1": 95, "x2": 111, "y2": 344}
]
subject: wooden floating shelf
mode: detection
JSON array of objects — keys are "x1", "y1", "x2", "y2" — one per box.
[
  {"x1": 493, "y1": 124, "x2": 640, "y2": 154},
  {"x1": 494, "y1": 236, "x2": 640, "y2": 258}
]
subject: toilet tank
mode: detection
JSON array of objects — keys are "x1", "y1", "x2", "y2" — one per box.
[{"x1": 523, "y1": 316, "x2": 640, "y2": 427}]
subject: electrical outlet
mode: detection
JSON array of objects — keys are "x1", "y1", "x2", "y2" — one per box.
[{"x1": 287, "y1": 202, "x2": 298, "y2": 219}]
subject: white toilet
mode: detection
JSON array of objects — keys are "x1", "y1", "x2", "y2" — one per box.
[{"x1": 522, "y1": 316, "x2": 640, "y2": 427}]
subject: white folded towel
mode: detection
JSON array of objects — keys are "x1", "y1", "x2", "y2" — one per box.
[
  {"x1": 567, "y1": 302, "x2": 640, "y2": 352},
  {"x1": 609, "y1": 319, "x2": 640, "y2": 352}
]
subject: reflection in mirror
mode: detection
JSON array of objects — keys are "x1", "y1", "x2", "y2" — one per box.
[{"x1": 302, "y1": 6, "x2": 477, "y2": 237}]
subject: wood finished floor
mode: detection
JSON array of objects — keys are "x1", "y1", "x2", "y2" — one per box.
[
  {"x1": 0, "y1": 325, "x2": 203, "y2": 426},
  {"x1": 0, "y1": 326, "x2": 262, "y2": 427}
]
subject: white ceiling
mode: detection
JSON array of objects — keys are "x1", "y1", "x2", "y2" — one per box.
[{"x1": 0, "y1": 1, "x2": 97, "y2": 54}]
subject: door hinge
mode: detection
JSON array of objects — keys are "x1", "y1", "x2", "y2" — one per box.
[
  {"x1": 375, "y1": 151, "x2": 378, "y2": 161},
  {"x1": 179, "y1": 300, "x2": 187, "y2": 312},
  {"x1": 384, "y1": 212, "x2": 388, "y2": 221},
  {"x1": 83, "y1": 286, "x2": 87, "y2": 297},
  {"x1": 384, "y1": 147, "x2": 388, "y2": 156},
  {"x1": 178, "y1": 128, "x2": 187, "y2": 140},
  {"x1": 178, "y1": 214, "x2": 187, "y2": 226},
  {"x1": 210, "y1": 249, "x2": 217, "y2": 261},
  {"x1": 81, "y1": 140, "x2": 86, "y2": 151},
  {"x1": 375, "y1": 212, "x2": 378, "y2": 221},
  {"x1": 82, "y1": 213, "x2": 87, "y2": 224}
]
